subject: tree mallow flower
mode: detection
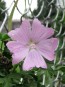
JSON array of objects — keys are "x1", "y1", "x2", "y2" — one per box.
[{"x1": 6, "y1": 19, "x2": 58, "y2": 71}]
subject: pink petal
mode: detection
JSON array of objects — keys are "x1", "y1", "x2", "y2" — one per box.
[
  {"x1": 40, "y1": 27, "x2": 54, "y2": 41},
  {"x1": 37, "y1": 38, "x2": 58, "y2": 61},
  {"x1": 6, "y1": 41, "x2": 26, "y2": 53},
  {"x1": 39, "y1": 50, "x2": 55, "y2": 61},
  {"x1": 31, "y1": 19, "x2": 54, "y2": 42},
  {"x1": 37, "y1": 38, "x2": 58, "y2": 52},
  {"x1": 23, "y1": 49, "x2": 47, "y2": 71},
  {"x1": 20, "y1": 19, "x2": 31, "y2": 30},
  {"x1": 8, "y1": 20, "x2": 31, "y2": 44},
  {"x1": 31, "y1": 19, "x2": 45, "y2": 42},
  {"x1": 12, "y1": 48, "x2": 29, "y2": 64},
  {"x1": 8, "y1": 28, "x2": 21, "y2": 41}
]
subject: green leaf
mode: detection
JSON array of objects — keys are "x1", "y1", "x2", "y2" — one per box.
[
  {"x1": 4, "y1": 79, "x2": 12, "y2": 87},
  {"x1": 8, "y1": 0, "x2": 19, "y2": 31},
  {"x1": 9, "y1": 73, "x2": 22, "y2": 85},
  {"x1": 0, "y1": 33, "x2": 2, "y2": 40},
  {"x1": 58, "y1": 66, "x2": 65, "y2": 72},
  {"x1": 2, "y1": 33, "x2": 9, "y2": 41},
  {"x1": 0, "y1": 41, "x2": 4, "y2": 51},
  {"x1": 0, "y1": 33, "x2": 10, "y2": 41},
  {"x1": 44, "y1": 70, "x2": 54, "y2": 87},
  {"x1": 0, "y1": 78, "x2": 4, "y2": 84},
  {"x1": 15, "y1": 65, "x2": 20, "y2": 73},
  {"x1": 62, "y1": 74, "x2": 65, "y2": 84},
  {"x1": 0, "y1": 72, "x2": 5, "y2": 77}
]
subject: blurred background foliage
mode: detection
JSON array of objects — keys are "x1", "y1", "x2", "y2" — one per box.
[
  {"x1": 0, "y1": 0, "x2": 6, "y2": 21},
  {"x1": 0, "y1": 0, "x2": 65, "y2": 87}
]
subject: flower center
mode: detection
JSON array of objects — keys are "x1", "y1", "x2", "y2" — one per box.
[
  {"x1": 30, "y1": 43, "x2": 36, "y2": 49},
  {"x1": 28, "y1": 40, "x2": 36, "y2": 50}
]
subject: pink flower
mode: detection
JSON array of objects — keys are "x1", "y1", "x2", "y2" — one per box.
[{"x1": 6, "y1": 19, "x2": 58, "y2": 71}]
